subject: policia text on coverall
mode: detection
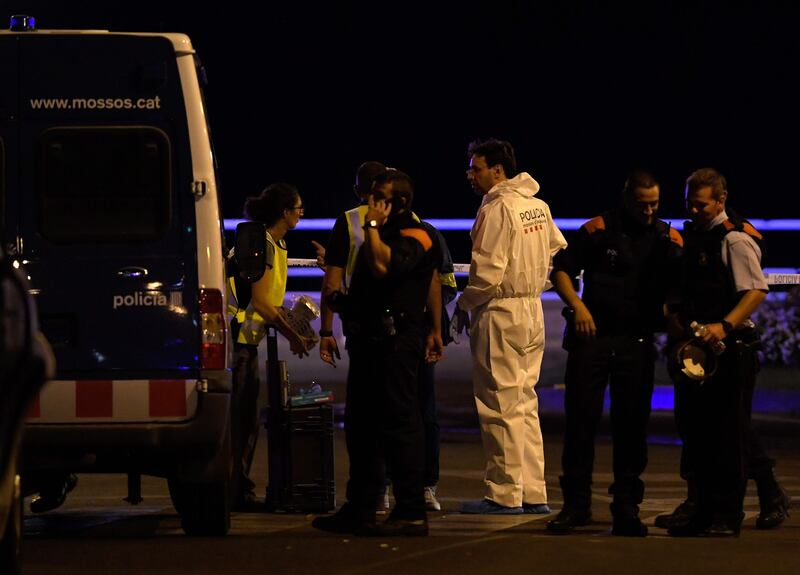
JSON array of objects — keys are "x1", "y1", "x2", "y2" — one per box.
[
  {"x1": 313, "y1": 169, "x2": 443, "y2": 536},
  {"x1": 455, "y1": 139, "x2": 567, "y2": 514},
  {"x1": 547, "y1": 170, "x2": 683, "y2": 536},
  {"x1": 227, "y1": 183, "x2": 311, "y2": 509},
  {"x1": 662, "y1": 168, "x2": 790, "y2": 537}
]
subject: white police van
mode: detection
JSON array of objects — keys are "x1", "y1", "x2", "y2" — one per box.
[{"x1": 0, "y1": 16, "x2": 233, "y2": 535}]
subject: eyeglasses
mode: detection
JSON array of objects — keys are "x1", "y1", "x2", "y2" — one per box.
[
  {"x1": 289, "y1": 205, "x2": 304, "y2": 212},
  {"x1": 466, "y1": 165, "x2": 494, "y2": 176}
]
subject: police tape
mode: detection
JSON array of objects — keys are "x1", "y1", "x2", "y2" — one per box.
[
  {"x1": 287, "y1": 258, "x2": 471, "y2": 274},
  {"x1": 287, "y1": 260, "x2": 799, "y2": 285},
  {"x1": 766, "y1": 273, "x2": 800, "y2": 285}
]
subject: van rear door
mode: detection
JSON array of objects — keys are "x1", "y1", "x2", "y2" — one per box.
[
  {"x1": 0, "y1": 37, "x2": 19, "y2": 251},
  {"x1": 14, "y1": 34, "x2": 199, "y2": 378}
]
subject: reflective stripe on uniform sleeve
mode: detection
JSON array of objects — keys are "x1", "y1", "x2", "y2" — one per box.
[
  {"x1": 439, "y1": 271, "x2": 457, "y2": 289},
  {"x1": 344, "y1": 205, "x2": 368, "y2": 291}
]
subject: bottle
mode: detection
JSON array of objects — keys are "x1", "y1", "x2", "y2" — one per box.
[
  {"x1": 690, "y1": 321, "x2": 726, "y2": 355},
  {"x1": 300, "y1": 381, "x2": 323, "y2": 396}
]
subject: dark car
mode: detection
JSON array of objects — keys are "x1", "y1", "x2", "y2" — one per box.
[{"x1": 0, "y1": 247, "x2": 54, "y2": 574}]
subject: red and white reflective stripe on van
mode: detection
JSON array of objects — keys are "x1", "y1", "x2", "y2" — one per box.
[{"x1": 26, "y1": 379, "x2": 198, "y2": 423}]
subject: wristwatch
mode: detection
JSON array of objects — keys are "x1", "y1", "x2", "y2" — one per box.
[
  {"x1": 364, "y1": 219, "x2": 379, "y2": 230},
  {"x1": 720, "y1": 319, "x2": 734, "y2": 334},
  {"x1": 319, "y1": 329, "x2": 333, "y2": 337}
]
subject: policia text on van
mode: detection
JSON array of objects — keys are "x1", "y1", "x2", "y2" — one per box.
[{"x1": 1, "y1": 17, "x2": 235, "y2": 535}]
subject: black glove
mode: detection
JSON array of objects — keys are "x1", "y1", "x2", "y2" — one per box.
[{"x1": 449, "y1": 303, "x2": 470, "y2": 344}]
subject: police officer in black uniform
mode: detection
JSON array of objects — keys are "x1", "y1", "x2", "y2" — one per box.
[
  {"x1": 663, "y1": 167, "x2": 789, "y2": 537},
  {"x1": 547, "y1": 170, "x2": 683, "y2": 536},
  {"x1": 312, "y1": 169, "x2": 443, "y2": 536}
]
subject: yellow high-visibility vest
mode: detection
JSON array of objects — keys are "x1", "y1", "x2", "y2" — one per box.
[
  {"x1": 228, "y1": 231, "x2": 287, "y2": 345},
  {"x1": 343, "y1": 205, "x2": 369, "y2": 292},
  {"x1": 343, "y1": 206, "x2": 440, "y2": 291}
]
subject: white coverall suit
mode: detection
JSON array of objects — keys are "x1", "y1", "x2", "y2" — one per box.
[{"x1": 456, "y1": 172, "x2": 567, "y2": 507}]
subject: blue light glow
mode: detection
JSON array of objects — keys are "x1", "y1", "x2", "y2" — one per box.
[
  {"x1": 289, "y1": 268, "x2": 325, "y2": 277},
  {"x1": 10, "y1": 14, "x2": 36, "y2": 31},
  {"x1": 225, "y1": 218, "x2": 800, "y2": 232},
  {"x1": 224, "y1": 218, "x2": 338, "y2": 231},
  {"x1": 423, "y1": 219, "x2": 476, "y2": 231},
  {"x1": 650, "y1": 386, "x2": 675, "y2": 411}
]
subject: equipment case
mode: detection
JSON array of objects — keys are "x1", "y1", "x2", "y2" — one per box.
[{"x1": 264, "y1": 328, "x2": 335, "y2": 513}]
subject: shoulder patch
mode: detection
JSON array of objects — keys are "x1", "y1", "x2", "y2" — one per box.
[
  {"x1": 583, "y1": 216, "x2": 605, "y2": 235},
  {"x1": 669, "y1": 228, "x2": 684, "y2": 247},
  {"x1": 741, "y1": 222, "x2": 764, "y2": 241},
  {"x1": 400, "y1": 228, "x2": 433, "y2": 251}
]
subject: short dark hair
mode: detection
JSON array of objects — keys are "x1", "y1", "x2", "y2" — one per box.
[
  {"x1": 467, "y1": 138, "x2": 517, "y2": 177},
  {"x1": 623, "y1": 169, "x2": 659, "y2": 198},
  {"x1": 355, "y1": 161, "x2": 387, "y2": 197},
  {"x1": 373, "y1": 168, "x2": 414, "y2": 211},
  {"x1": 244, "y1": 182, "x2": 300, "y2": 226},
  {"x1": 686, "y1": 167, "x2": 727, "y2": 200}
]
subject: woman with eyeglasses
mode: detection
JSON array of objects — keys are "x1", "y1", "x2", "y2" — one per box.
[{"x1": 228, "y1": 182, "x2": 311, "y2": 510}]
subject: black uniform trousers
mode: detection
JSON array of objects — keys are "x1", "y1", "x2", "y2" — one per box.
[
  {"x1": 230, "y1": 342, "x2": 260, "y2": 500},
  {"x1": 561, "y1": 334, "x2": 656, "y2": 511},
  {"x1": 344, "y1": 329, "x2": 426, "y2": 520},
  {"x1": 385, "y1": 357, "x2": 441, "y2": 489},
  {"x1": 418, "y1": 360, "x2": 440, "y2": 487},
  {"x1": 673, "y1": 336, "x2": 759, "y2": 525},
  {"x1": 675, "y1": 361, "x2": 775, "y2": 493}
]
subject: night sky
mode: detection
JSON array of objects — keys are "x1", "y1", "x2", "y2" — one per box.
[{"x1": 6, "y1": 2, "x2": 800, "y2": 232}]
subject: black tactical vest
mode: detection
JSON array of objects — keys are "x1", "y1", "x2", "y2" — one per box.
[
  {"x1": 582, "y1": 209, "x2": 676, "y2": 335},
  {"x1": 682, "y1": 213, "x2": 764, "y2": 324}
]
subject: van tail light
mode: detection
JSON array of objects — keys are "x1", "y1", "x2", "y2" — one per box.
[{"x1": 199, "y1": 289, "x2": 226, "y2": 370}]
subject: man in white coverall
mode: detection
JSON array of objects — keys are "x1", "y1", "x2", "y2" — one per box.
[{"x1": 455, "y1": 138, "x2": 567, "y2": 514}]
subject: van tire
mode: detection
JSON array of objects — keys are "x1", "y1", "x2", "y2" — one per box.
[
  {"x1": 168, "y1": 420, "x2": 233, "y2": 536},
  {"x1": 169, "y1": 476, "x2": 231, "y2": 536},
  {"x1": 0, "y1": 474, "x2": 23, "y2": 575}
]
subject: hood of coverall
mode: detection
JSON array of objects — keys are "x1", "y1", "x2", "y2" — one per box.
[{"x1": 481, "y1": 172, "x2": 541, "y2": 207}]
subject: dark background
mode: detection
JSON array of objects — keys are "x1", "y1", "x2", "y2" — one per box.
[{"x1": 6, "y1": 1, "x2": 800, "y2": 263}]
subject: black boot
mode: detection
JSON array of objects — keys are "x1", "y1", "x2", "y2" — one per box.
[
  {"x1": 655, "y1": 480, "x2": 698, "y2": 530},
  {"x1": 357, "y1": 511, "x2": 429, "y2": 537},
  {"x1": 667, "y1": 513, "x2": 711, "y2": 537},
  {"x1": 30, "y1": 473, "x2": 78, "y2": 514},
  {"x1": 706, "y1": 512, "x2": 744, "y2": 537},
  {"x1": 312, "y1": 503, "x2": 376, "y2": 534},
  {"x1": 654, "y1": 498, "x2": 696, "y2": 530},
  {"x1": 548, "y1": 476, "x2": 592, "y2": 534},
  {"x1": 546, "y1": 507, "x2": 593, "y2": 534},
  {"x1": 232, "y1": 491, "x2": 264, "y2": 512},
  {"x1": 611, "y1": 502, "x2": 648, "y2": 537},
  {"x1": 755, "y1": 470, "x2": 792, "y2": 530}
]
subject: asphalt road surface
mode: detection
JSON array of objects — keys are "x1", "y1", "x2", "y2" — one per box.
[
  {"x1": 21, "y1": 298, "x2": 800, "y2": 574},
  {"x1": 21, "y1": 425, "x2": 800, "y2": 575}
]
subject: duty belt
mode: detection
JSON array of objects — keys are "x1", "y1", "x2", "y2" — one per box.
[{"x1": 494, "y1": 291, "x2": 538, "y2": 299}]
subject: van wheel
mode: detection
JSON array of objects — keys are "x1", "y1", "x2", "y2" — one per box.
[
  {"x1": 168, "y1": 477, "x2": 231, "y2": 536},
  {"x1": 168, "y1": 419, "x2": 233, "y2": 536},
  {"x1": 0, "y1": 474, "x2": 23, "y2": 575}
]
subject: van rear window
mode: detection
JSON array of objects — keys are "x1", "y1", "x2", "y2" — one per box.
[{"x1": 37, "y1": 127, "x2": 171, "y2": 242}]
